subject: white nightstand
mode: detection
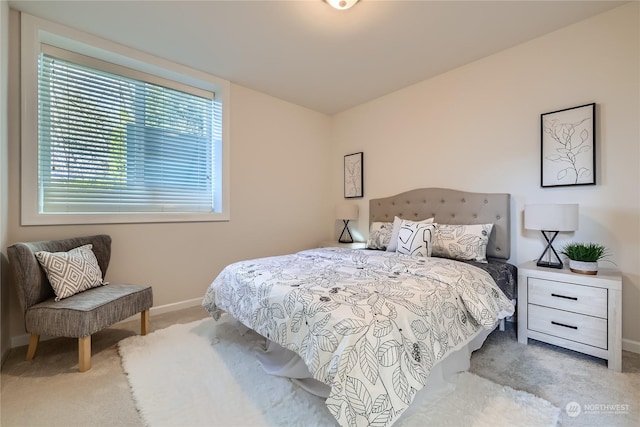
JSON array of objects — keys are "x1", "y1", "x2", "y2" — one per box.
[
  {"x1": 319, "y1": 241, "x2": 367, "y2": 249},
  {"x1": 517, "y1": 261, "x2": 622, "y2": 371}
]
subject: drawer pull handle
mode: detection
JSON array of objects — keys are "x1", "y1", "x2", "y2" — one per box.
[
  {"x1": 551, "y1": 293, "x2": 578, "y2": 301},
  {"x1": 551, "y1": 321, "x2": 578, "y2": 330}
]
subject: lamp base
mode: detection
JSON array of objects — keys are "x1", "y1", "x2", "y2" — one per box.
[
  {"x1": 536, "y1": 230, "x2": 564, "y2": 270},
  {"x1": 338, "y1": 220, "x2": 354, "y2": 244},
  {"x1": 536, "y1": 260, "x2": 563, "y2": 269}
]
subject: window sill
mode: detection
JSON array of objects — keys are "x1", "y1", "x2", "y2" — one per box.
[{"x1": 21, "y1": 211, "x2": 230, "y2": 226}]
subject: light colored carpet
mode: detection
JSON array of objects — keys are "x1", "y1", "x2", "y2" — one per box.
[
  {"x1": 118, "y1": 316, "x2": 560, "y2": 427},
  {"x1": 3, "y1": 307, "x2": 638, "y2": 427}
]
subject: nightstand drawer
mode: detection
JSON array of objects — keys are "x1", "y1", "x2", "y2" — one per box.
[
  {"x1": 528, "y1": 304, "x2": 607, "y2": 349},
  {"x1": 528, "y1": 277, "x2": 607, "y2": 318}
]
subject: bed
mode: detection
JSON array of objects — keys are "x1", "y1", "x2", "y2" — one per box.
[{"x1": 202, "y1": 188, "x2": 516, "y2": 427}]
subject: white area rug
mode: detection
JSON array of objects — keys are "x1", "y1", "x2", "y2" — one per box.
[{"x1": 118, "y1": 317, "x2": 560, "y2": 427}]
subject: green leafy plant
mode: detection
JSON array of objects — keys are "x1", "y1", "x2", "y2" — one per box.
[{"x1": 561, "y1": 242, "x2": 611, "y2": 262}]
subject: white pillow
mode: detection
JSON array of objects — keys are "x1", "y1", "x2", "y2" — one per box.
[
  {"x1": 431, "y1": 224, "x2": 494, "y2": 263},
  {"x1": 35, "y1": 244, "x2": 106, "y2": 301},
  {"x1": 386, "y1": 216, "x2": 434, "y2": 252},
  {"x1": 366, "y1": 221, "x2": 393, "y2": 250},
  {"x1": 395, "y1": 220, "x2": 437, "y2": 257}
]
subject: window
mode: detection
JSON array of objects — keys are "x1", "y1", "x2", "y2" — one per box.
[{"x1": 21, "y1": 14, "x2": 230, "y2": 225}]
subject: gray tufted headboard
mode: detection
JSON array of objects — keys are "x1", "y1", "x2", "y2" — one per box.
[{"x1": 369, "y1": 188, "x2": 511, "y2": 260}]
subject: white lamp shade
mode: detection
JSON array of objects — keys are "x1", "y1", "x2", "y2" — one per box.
[
  {"x1": 335, "y1": 203, "x2": 359, "y2": 221},
  {"x1": 524, "y1": 204, "x2": 579, "y2": 231},
  {"x1": 325, "y1": 0, "x2": 359, "y2": 10}
]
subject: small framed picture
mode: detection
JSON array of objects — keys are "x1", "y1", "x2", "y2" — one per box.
[
  {"x1": 344, "y1": 152, "x2": 363, "y2": 198},
  {"x1": 541, "y1": 103, "x2": 596, "y2": 187}
]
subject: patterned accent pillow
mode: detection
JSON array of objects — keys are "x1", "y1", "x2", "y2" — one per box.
[
  {"x1": 386, "y1": 216, "x2": 435, "y2": 252},
  {"x1": 35, "y1": 244, "x2": 106, "y2": 301},
  {"x1": 366, "y1": 222, "x2": 393, "y2": 250},
  {"x1": 395, "y1": 220, "x2": 437, "y2": 257},
  {"x1": 432, "y1": 224, "x2": 494, "y2": 263}
]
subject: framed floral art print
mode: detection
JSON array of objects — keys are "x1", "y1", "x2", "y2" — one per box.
[
  {"x1": 541, "y1": 103, "x2": 596, "y2": 188},
  {"x1": 344, "y1": 152, "x2": 363, "y2": 198}
]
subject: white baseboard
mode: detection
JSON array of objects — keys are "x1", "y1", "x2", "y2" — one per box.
[
  {"x1": 9, "y1": 297, "x2": 203, "y2": 349},
  {"x1": 9, "y1": 296, "x2": 640, "y2": 356},
  {"x1": 623, "y1": 338, "x2": 640, "y2": 354},
  {"x1": 115, "y1": 297, "x2": 203, "y2": 325}
]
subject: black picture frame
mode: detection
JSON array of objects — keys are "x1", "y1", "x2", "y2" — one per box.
[
  {"x1": 344, "y1": 152, "x2": 363, "y2": 198},
  {"x1": 541, "y1": 103, "x2": 596, "y2": 188}
]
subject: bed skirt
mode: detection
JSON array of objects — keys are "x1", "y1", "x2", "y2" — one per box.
[{"x1": 254, "y1": 324, "x2": 495, "y2": 421}]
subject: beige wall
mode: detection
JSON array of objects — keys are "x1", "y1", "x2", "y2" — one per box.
[
  {"x1": 4, "y1": 10, "x2": 333, "y2": 341},
  {"x1": 1, "y1": 0, "x2": 10, "y2": 363},
  {"x1": 331, "y1": 3, "x2": 640, "y2": 348},
  {"x1": 3, "y1": 4, "x2": 639, "y2": 353}
]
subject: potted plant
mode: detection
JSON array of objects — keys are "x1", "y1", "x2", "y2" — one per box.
[{"x1": 560, "y1": 242, "x2": 612, "y2": 275}]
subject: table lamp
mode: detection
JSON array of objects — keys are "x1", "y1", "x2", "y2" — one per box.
[
  {"x1": 524, "y1": 203, "x2": 579, "y2": 269},
  {"x1": 336, "y1": 204, "x2": 359, "y2": 243}
]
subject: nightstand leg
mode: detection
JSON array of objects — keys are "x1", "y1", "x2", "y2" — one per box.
[
  {"x1": 517, "y1": 276, "x2": 528, "y2": 344},
  {"x1": 608, "y1": 288, "x2": 622, "y2": 372}
]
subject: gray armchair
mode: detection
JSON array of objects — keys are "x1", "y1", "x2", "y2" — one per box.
[{"x1": 7, "y1": 234, "x2": 153, "y2": 372}]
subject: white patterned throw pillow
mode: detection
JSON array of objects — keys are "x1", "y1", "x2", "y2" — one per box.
[
  {"x1": 386, "y1": 216, "x2": 434, "y2": 252},
  {"x1": 366, "y1": 221, "x2": 393, "y2": 250},
  {"x1": 395, "y1": 220, "x2": 437, "y2": 257},
  {"x1": 432, "y1": 224, "x2": 494, "y2": 263},
  {"x1": 35, "y1": 244, "x2": 106, "y2": 301}
]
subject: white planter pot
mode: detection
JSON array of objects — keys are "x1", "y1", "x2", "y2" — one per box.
[{"x1": 569, "y1": 260, "x2": 598, "y2": 275}]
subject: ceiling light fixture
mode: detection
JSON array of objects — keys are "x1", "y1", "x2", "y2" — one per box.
[{"x1": 324, "y1": 0, "x2": 360, "y2": 11}]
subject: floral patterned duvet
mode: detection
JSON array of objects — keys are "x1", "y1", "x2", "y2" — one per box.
[{"x1": 202, "y1": 248, "x2": 514, "y2": 427}]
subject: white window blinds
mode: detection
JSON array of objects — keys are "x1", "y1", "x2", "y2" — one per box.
[{"x1": 37, "y1": 46, "x2": 218, "y2": 214}]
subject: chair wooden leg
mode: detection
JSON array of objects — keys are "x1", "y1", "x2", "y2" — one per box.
[
  {"x1": 141, "y1": 309, "x2": 150, "y2": 335},
  {"x1": 25, "y1": 334, "x2": 40, "y2": 361},
  {"x1": 78, "y1": 336, "x2": 91, "y2": 372}
]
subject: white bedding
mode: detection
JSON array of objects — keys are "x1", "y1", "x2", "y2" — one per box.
[{"x1": 202, "y1": 248, "x2": 514, "y2": 427}]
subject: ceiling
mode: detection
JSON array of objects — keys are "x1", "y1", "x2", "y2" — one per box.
[{"x1": 9, "y1": 0, "x2": 627, "y2": 115}]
